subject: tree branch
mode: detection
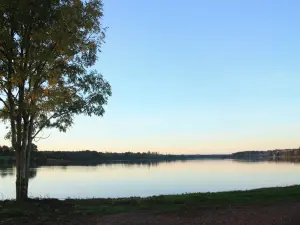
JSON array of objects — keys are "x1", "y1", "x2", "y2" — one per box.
[
  {"x1": 33, "y1": 132, "x2": 51, "y2": 142},
  {"x1": 0, "y1": 97, "x2": 9, "y2": 109},
  {"x1": 31, "y1": 112, "x2": 58, "y2": 139}
]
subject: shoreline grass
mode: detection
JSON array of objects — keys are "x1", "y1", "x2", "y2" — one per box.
[
  {"x1": 69, "y1": 185, "x2": 300, "y2": 214},
  {"x1": 1, "y1": 185, "x2": 300, "y2": 223}
]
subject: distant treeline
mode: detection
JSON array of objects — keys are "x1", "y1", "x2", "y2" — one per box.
[
  {"x1": 231, "y1": 148, "x2": 300, "y2": 160},
  {"x1": 0, "y1": 145, "x2": 229, "y2": 165},
  {"x1": 34, "y1": 151, "x2": 229, "y2": 165},
  {"x1": 0, "y1": 145, "x2": 14, "y2": 156},
  {"x1": 3, "y1": 144, "x2": 300, "y2": 165}
]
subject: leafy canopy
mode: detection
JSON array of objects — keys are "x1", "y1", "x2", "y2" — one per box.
[{"x1": 0, "y1": 0, "x2": 111, "y2": 145}]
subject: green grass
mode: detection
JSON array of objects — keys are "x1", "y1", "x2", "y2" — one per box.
[
  {"x1": 2, "y1": 185, "x2": 300, "y2": 223},
  {"x1": 69, "y1": 185, "x2": 300, "y2": 214}
]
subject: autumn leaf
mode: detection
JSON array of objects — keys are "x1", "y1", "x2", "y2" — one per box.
[{"x1": 44, "y1": 88, "x2": 49, "y2": 96}]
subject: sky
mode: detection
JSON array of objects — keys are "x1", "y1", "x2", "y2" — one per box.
[{"x1": 1, "y1": 0, "x2": 300, "y2": 154}]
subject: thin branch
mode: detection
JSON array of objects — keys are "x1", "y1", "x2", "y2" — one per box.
[
  {"x1": 33, "y1": 131, "x2": 51, "y2": 142},
  {"x1": 0, "y1": 97, "x2": 9, "y2": 109},
  {"x1": 31, "y1": 113, "x2": 57, "y2": 138},
  {"x1": 32, "y1": 111, "x2": 70, "y2": 139}
]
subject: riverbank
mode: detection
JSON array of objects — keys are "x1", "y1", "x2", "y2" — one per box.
[{"x1": 2, "y1": 185, "x2": 300, "y2": 224}]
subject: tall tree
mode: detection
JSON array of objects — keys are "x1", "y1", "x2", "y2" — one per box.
[{"x1": 0, "y1": 0, "x2": 111, "y2": 201}]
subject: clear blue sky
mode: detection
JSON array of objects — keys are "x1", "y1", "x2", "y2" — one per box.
[{"x1": 2, "y1": 0, "x2": 300, "y2": 153}]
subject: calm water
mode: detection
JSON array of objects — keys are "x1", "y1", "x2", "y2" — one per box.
[{"x1": 1, "y1": 159, "x2": 300, "y2": 199}]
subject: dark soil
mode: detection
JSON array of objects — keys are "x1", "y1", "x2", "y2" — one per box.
[
  {"x1": 1, "y1": 201, "x2": 300, "y2": 225},
  {"x1": 75, "y1": 202, "x2": 300, "y2": 225}
]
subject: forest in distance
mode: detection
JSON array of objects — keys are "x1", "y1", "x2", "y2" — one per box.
[
  {"x1": 0, "y1": 145, "x2": 229, "y2": 166},
  {"x1": 1, "y1": 144, "x2": 300, "y2": 166}
]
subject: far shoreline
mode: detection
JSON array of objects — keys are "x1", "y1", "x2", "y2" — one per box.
[{"x1": 2, "y1": 147, "x2": 300, "y2": 166}]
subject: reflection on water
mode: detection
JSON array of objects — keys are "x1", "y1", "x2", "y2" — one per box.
[
  {"x1": 233, "y1": 158, "x2": 300, "y2": 164},
  {"x1": 0, "y1": 164, "x2": 37, "y2": 180},
  {"x1": 1, "y1": 159, "x2": 300, "y2": 200},
  {"x1": 0, "y1": 164, "x2": 14, "y2": 178}
]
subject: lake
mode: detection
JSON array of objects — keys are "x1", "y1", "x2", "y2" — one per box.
[{"x1": 1, "y1": 159, "x2": 300, "y2": 200}]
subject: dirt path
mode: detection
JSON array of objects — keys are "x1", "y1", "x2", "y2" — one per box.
[{"x1": 76, "y1": 202, "x2": 300, "y2": 225}]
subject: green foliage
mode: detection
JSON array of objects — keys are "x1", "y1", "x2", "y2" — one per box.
[
  {"x1": 0, "y1": 0, "x2": 111, "y2": 143},
  {"x1": 31, "y1": 143, "x2": 38, "y2": 152},
  {"x1": 0, "y1": 145, "x2": 13, "y2": 156}
]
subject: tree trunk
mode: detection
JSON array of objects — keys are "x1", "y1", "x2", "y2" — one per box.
[{"x1": 15, "y1": 150, "x2": 29, "y2": 201}]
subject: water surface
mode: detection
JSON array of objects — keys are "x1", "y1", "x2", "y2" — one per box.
[{"x1": 1, "y1": 159, "x2": 300, "y2": 199}]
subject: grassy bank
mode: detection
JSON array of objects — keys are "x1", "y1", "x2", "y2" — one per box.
[{"x1": 2, "y1": 185, "x2": 300, "y2": 223}]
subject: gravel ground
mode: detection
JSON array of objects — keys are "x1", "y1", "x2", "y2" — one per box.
[{"x1": 76, "y1": 202, "x2": 300, "y2": 225}]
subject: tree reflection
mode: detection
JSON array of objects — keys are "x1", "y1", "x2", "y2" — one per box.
[
  {"x1": 233, "y1": 158, "x2": 300, "y2": 164},
  {"x1": 0, "y1": 164, "x2": 14, "y2": 178},
  {"x1": 0, "y1": 164, "x2": 37, "y2": 180}
]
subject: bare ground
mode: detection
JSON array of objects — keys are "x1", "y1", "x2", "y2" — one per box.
[{"x1": 72, "y1": 202, "x2": 300, "y2": 225}]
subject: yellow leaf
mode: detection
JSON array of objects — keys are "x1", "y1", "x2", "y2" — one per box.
[
  {"x1": 73, "y1": 0, "x2": 79, "y2": 6},
  {"x1": 88, "y1": 42, "x2": 96, "y2": 48},
  {"x1": 49, "y1": 78, "x2": 57, "y2": 86},
  {"x1": 44, "y1": 88, "x2": 49, "y2": 96}
]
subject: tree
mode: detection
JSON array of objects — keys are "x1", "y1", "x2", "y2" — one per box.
[
  {"x1": 0, "y1": 0, "x2": 111, "y2": 201},
  {"x1": 31, "y1": 143, "x2": 38, "y2": 152}
]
